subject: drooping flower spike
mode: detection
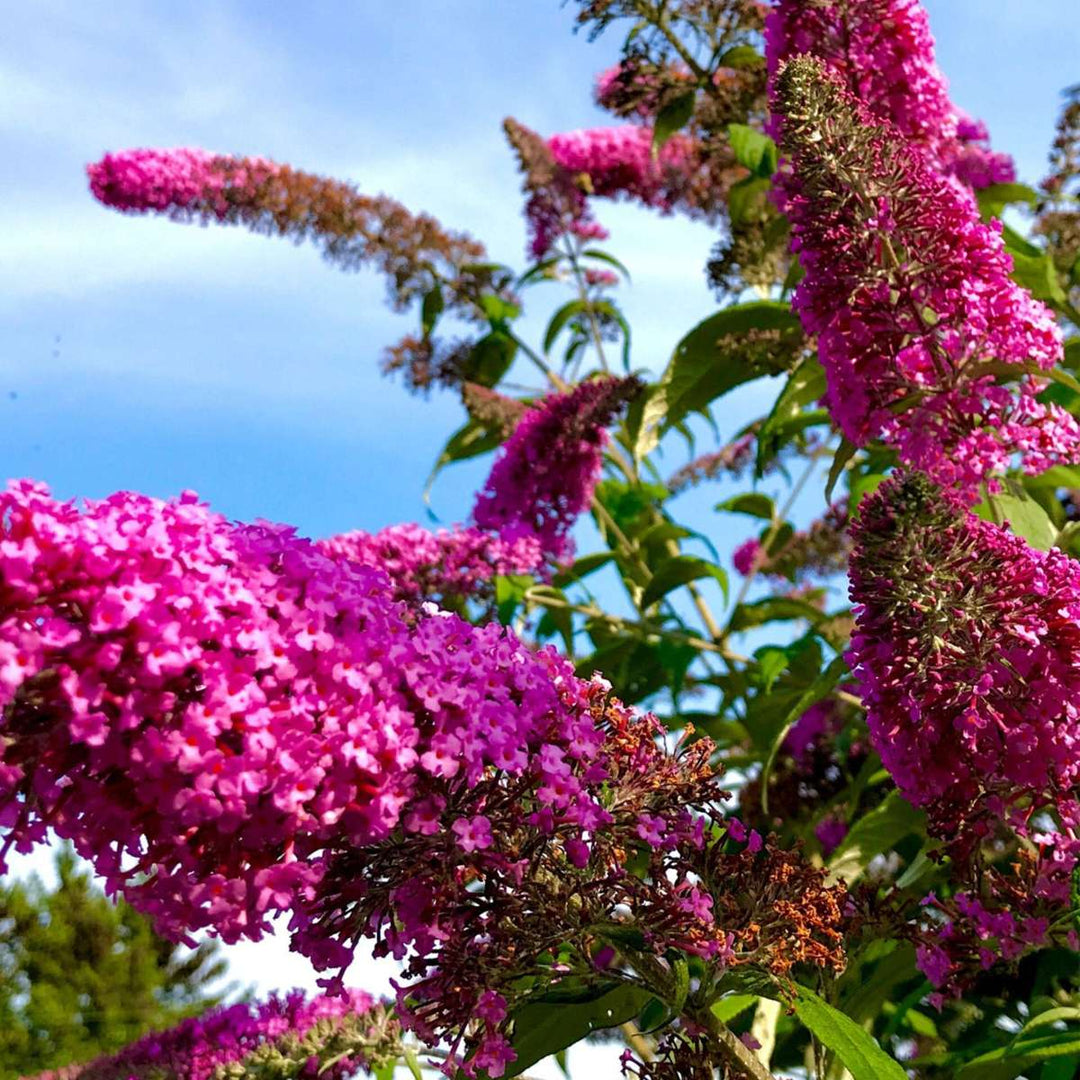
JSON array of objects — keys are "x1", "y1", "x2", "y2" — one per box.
[
  {"x1": 772, "y1": 57, "x2": 1078, "y2": 498},
  {"x1": 87, "y1": 148, "x2": 500, "y2": 393},
  {"x1": 318, "y1": 523, "x2": 545, "y2": 609}
]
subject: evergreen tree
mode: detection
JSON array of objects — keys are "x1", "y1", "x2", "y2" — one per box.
[{"x1": 0, "y1": 848, "x2": 228, "y2": 1079}]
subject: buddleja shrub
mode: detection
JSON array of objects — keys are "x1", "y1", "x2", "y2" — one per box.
[{"x1": 4, "y1": 1, "x2": 1080, "y2": 1078}]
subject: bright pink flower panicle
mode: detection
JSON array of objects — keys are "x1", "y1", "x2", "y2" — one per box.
[
  {"x1": 319, "y1": 523, "x2": 545, "y2": 606},
  {"x1": 732, "y1": 538, "x2": 761, "y2": 576},
  {"x1": 849, "y1": 473, "x2": 1080, "y2": 821},
  {"x1": 764, "y1": 0, "x2": 1015, "y2": 188},
  {"x1": 772, "y1": 58, "x2": 1077, "y2": 499},
  {"x1": 850, "y1": 473, "x2": 1080, "y2": 987},
  {"x1": 0, "y1": 480, "x2": 419, "y2": 941},
  {"x1": 87, "y1": 147, "x2": 279, "y2": 217},
  {"x1": 473, "y1": 377, "x2": 640, "y2": 562},
  {"x1": 27, "y1": 990, "x2": 393, "y2": 1080},
  {"x1": 548, "y1": 125, "x2": 697, "y2": 210}
]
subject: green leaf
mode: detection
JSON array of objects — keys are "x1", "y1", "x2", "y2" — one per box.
[
  {"x1": 1066, "y1": 338, "x2": 1080, "y2": 373},
  {"x1": 670, "y1": 955, "x2": 690, "y2": 1014},
  {"x1": 653, "y1": 90, "x2": 697, "y2": 157},
  {"x1": 463, "y1": 330, "x2": 517, "y2": 388},
  {"x1": 727, "y1": 174, "x2": 771, "y2": 225},
  {"x1": 421, "y1": 284, "x2": 444, "y2": 335},
  {"x1": 495, "y1": 574, "x2": 535, "y2": 625},
  {"x1": 710, "y1": 994, "x2": 758, "y2": 1024},
  {"x1": 976, "y1": 182, "x2": 1039, "y2": 220},
  {"x1": 756, "y1": 357, "x2": 827, "y2": 472},
  {"x1": 849, "y1": 472, "x2": 887, "y2": 513},
  {"x1": 543, "y1": 299, "x2": 589, "y2": 354},
  {"x1": 728, "y1": 596, "x2": 826, "y2": 633},
  {"x1": 1025, "y1": 464, "x2": 1080, "y2": 490},
  {"x1": 644, "y1": 301, "x2": 801, "y2": 445},
  {"x1": 715, "y1": 493, "x2": 775, "y2": 520},
  {"x1": 956, "y1": 1030, "x2": 1080, "y2": 1080},
  {"x1": 1009, "y1": 249, "x2": 1068, "y2": 307},
  {"x1": 478, "y1": 294, "x2": 521, "y2": 323},
  {"x1": 754, "y1": 646, "x2": 792, "y2": 692},
  {"x1": 978, "y1": 487, "x2": 1057, "y2": 550},
  {"x1": 717, "y1": 44, "x2": 763, "y2": 70},
  {"x1": 403, "y1": 1047, "x2": 424, "y2": 1080},
  {"x1": 727, "y1": 123, "x2": 778, "y2": 178},
  {"x1": 828, "y1": 791, "x2": 926, "y2": 885},
  {"x1": 791, "y1": 985, "x2": 908, "y2": 1080},
  {"x1": 553, "y1": 551, "x2": 615, "y2": 587},
  {"x1": 825, "y1": 438, "x2": 859, "y2": 503},
  {"x1": 582, "y1": 248, "x2": 632, "y2": 282},
  {"x1": 424, "y1": 418, "x2": 503, "y2": 506},
  {"x1": 641, "y1": 555, "x2": 728, "y2": 609},
  {"x1": 505, "y1": 984, "x2": 651, "y2": 1079},
  {"x1": 1021, "y1": 1006, "x2": 1080, "y2": 1037}
]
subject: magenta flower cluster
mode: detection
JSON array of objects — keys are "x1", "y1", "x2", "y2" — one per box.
[
  {"x1": 29, "y1": 990, "x2": 379, "y2": 1080},
  {"x1": 849, "y1": 474, "x2": 1080, "y2": 822},
  {"x1": 473, "y1": 377, "x2": 637, "y2": 563},
  {"x1": 0, "y1": 480, "x2": 624, "y2": 957},
  {"x1": 849, "y1": 474, "x2": 1080, "y2": 989},
  {"x1": 548, "y1": 126, "x2": 696, "y2": 211},
  {"x1": 87, "y1": 147, "x2": 278, "y2": 217},
  {"x1": 318, "y1": 523, "x2": 545, "y2": 606},
  {"x1": 773, "y1": 58, "x2": 1078, "y2": 498},
  {"x1": 0, "y1": 478, "x2": 701, "y2": 1075},
  {"x1": 765, "y1": 0, "x2": 1014, "y2": 189},
  {"x1": 0, "y1": 480, "x2": 422, "y2": 942}
]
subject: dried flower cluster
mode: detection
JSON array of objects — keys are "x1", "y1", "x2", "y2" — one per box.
[
  {"x1": 473, "y1": 376, "x2": 641, "y2": 563},
  {"x1": 731, "y1": 501, "x2": 851, "y2": 585},
  {"x1": 668, "y1": 432, "x2": 756, "y2": 493},
  {"x1": 773, "y1": 58, "x2": 1078, "y2": 498},
  {"x1": 302, "y1": 698, "x2": 849, "y2": 1075},
  {"x1": 26, "y1": 991, "x2": 398, "y2": 1080}
]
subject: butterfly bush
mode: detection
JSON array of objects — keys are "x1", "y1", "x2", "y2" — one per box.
[
  {"x1": 0, "y1": 477, "x2": 853, "y2": 1076},
  {"x1": 0, "y1": 482, "x2": 612, "y2": 946},
  {"x1": 772, "y1": 57, "x2": 1079, "y2": 499},
  {"x1": 765, "y1": 0, "x2": 1014, "y2": 189},
  {"x1": 0, "y1": 479, "x2": 422, "y2": 941},
  {"x1": 27, "y1": 990, "x2": 398, "y2": 1080},
  {"x1": 318, "y1": 524, "x2": 545, "y2": 608},
  {"x1": 473, "y1": 376, "x2": 641, "y2": 562},
  {"x1": 848, "y1": 473, "x2": 1080, "y2": 990},
  {"x1": 848, "y1": 472, "x2": 1080, "y2": 820},
  {"x1": 87, "y1": 148, "x2": 496, "y2": 393}
]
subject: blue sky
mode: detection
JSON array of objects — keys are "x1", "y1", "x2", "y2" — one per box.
[{"x1": 2, "y1": 0, "x2": 1078, "y2": 1067}]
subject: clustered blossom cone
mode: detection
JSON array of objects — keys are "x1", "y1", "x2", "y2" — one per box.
[
  {"x1": 1, "y1": 479, "x2": 853, "y2": 1077},
  {"x1": 765, "y1": 0, "x2": 1014, "y2": 189},
  {"x1": 318, "y1": 523, "x2": 544, "y2": 609},
  {"x1": 28, "y1": 990, "x2": 397, "y2": 1080},
  {"x1": 849, "y1": 472, "x2": 1080, "y2": 988},
  {"x1": 473, "y1": 376, "x2": 641, "y2": 562},
  {"x1": 87, "y1": 148, "x2": 498, "y2": 392},
  {"x1": 772, "y1": 58, "x2": 1079, "y2": 498}
]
